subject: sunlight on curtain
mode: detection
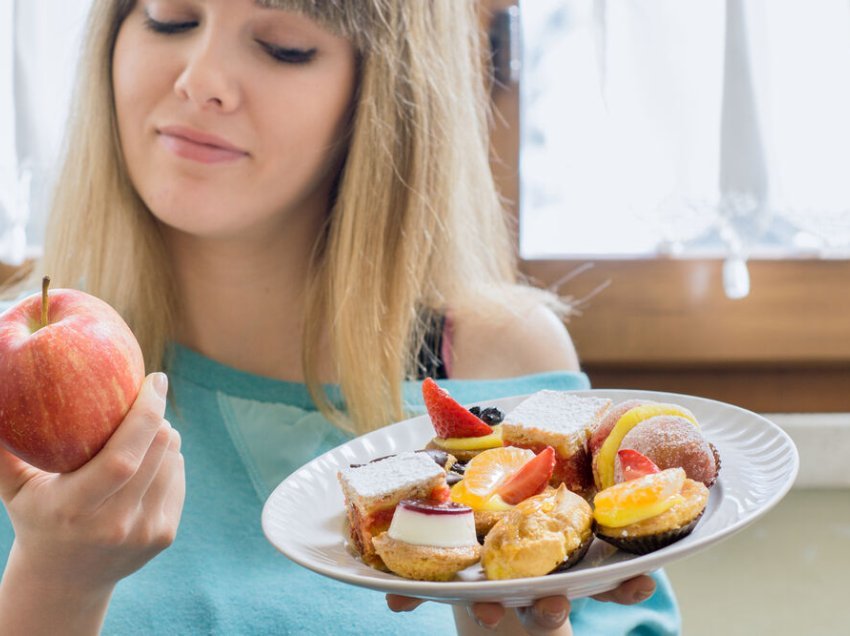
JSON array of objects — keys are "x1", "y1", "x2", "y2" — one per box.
[
  {"x1": 0, "y1": 0, "x2": 91, "y2": 264},
  {"x1": 0, "y1": 0, "x2": 23, "y2": 264},
  {"x1": 519, "y1": 0, "x2": 850, "y2": 263}
]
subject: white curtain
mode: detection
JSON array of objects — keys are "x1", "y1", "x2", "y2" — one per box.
[
  {"x1": 0, "y1": 0, "x2": 92, "y2": 264},
  {"x1": 520, "y1": 0, "x2": 850, "y2": 269}
]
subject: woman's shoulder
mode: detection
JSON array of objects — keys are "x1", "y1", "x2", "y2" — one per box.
[{"x1": 447, "y1": 300, "x2": 580, "y2": 379}]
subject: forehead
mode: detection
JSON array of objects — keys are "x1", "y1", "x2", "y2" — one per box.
[{"x1": 254, "y1": 0, "x2": 375, "y2": 48}]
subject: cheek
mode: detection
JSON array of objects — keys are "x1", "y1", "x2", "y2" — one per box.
[
  {"x1": 112, "y1": 31, "x2": 172, "y2": 154},
  {"x1": 258, "y1": 68, "x2": 355, "y2": 184}
]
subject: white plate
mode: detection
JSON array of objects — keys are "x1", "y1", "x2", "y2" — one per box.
[{"x1": 262, "y1": 389, "x2": 798, "y2": 607}]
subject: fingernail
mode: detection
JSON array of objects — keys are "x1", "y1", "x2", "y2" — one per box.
[
  {"x1": 152, "y1": 372, "x2": 168, "y2": 399},
  {"x1": 466, "y1": 607, "x2": 497, "y2": 630},
  {"x1": 633, "y1": 588, "x2": 654, "y2": 603},
  {"x1": 533, "y1": 606, "x2": 568, "y2": 627}
]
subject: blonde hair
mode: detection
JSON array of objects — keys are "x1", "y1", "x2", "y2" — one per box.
[{"x1": 31, "y1": 0, "x2": 551, "y2": 434}]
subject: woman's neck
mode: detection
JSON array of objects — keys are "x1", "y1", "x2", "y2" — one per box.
[{"x1": 164, "y1": 223, "x2": 331, "y2": 383}]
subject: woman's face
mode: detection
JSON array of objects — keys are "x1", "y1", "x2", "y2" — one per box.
[{"x1": 113, "y1": 0, "x2": 357, "y2": 241}]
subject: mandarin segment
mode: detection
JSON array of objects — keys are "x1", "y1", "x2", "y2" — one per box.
[
  {"x1": 593, "y1": 468, "x2": 687, "y2": 528},
  {"x1": 449, "y1": 446, "x2": 534, "y2": 509}
]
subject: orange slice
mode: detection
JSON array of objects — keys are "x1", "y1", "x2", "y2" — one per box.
[
  {"x1": 593, "y1": 467, "x2": 686, "y2": 527},
  {"x1": 450, "y1": 447, "x2": 535, "y2": 509}
]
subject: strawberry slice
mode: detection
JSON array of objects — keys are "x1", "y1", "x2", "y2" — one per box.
[
  {"x1": 496, "y1": 446, "x2": 556, "y2": 505},
  {"x1": 618, "y1": 449, "x2": 661, "y2": 481},
  {"x1": 422, "y1": 377, "x2": 493, "y2": 439}
]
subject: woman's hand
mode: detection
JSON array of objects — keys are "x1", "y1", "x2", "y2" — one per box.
[
  {"x1": 387, "y1": 574, "x2": 656, "y2": 634},
  {"x1": 0, "y1": 372, "x2": 186, "y2": 635}
]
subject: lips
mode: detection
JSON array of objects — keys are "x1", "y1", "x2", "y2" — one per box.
[{"x1": 157, "y1": 125, "x2": 249, "y2": 164}]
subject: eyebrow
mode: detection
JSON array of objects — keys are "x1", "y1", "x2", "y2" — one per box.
[{"x1": 254, "y1": 0, "x2": 289, "y2": 9}]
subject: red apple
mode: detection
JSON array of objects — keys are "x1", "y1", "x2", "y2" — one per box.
[{"x1": 0, "y1": 277, "x2": 145, "y2": 472}]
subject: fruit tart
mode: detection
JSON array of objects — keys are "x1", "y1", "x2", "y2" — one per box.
[
  {"x1": 480, "y1": 484, "x2": 594, "y2": 580},
  {"x1": 590, "y1": 400, "x2": 720, "y2": 490},
  {"x1": 372, "y1": 499, "x2": 481, "y2": 581},
  {"x1": 593, "y1": 450, "x2": 709, "y2": 555},
  {"x1": 450, "y1": 445, "x2": 557, "y2": 538},
  {"x1": 422, "y1": 378, "x2": 505, "y2": 462}
]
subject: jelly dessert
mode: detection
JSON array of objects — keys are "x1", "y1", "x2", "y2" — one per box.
[{"x1": 372, "y1": 499, "x2": 481, "y2": 581}]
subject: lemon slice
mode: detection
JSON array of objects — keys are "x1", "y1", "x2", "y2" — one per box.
[
  {"x1": 593, "y1": 468, "x2": 686, "y2": 527},
  {"x1": 596, "y1": 404, "x2": 697, "y2": 490},
  {"x1": 431, "y1": 425, "x2": 503, "y2": 451}
]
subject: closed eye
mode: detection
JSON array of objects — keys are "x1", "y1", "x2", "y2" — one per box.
[
  {"x1": 258, "y1": 41, "x2": 317, "y2": 65},
  {"x1": 144, "y1": 16, "x2": 198, "y2": 35}
]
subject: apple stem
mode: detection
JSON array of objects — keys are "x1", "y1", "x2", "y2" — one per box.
[{"x1": 41, "y1": 276, "x2": 50, "y2": 327}]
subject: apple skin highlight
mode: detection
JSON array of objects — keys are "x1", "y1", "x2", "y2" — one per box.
[{"x1": 0, "y1": 287, "x2": 145, "y2": 473}]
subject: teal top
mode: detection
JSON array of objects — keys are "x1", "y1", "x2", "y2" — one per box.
[{"x1": 0, "y1": 336, "x2": 682, "y2": 635}]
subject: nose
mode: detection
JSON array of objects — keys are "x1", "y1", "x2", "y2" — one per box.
[{"x1": 174, "y1": 32, "x2": 241, "y2": 112}]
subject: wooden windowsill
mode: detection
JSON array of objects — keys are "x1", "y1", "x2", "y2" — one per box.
[{"x1": 521, "y1": 258, "x2": 850, "y2": 412}]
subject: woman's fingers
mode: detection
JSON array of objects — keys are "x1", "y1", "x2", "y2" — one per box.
[
  {"x1": 108, "y1": 420, "x2": 173, "y2": 507},
  {"x1": 71, "y1": 373, "x2": 169, "y2": 507},
  {"x1": 591, "y1": 575, "x2": 656, "y2": 604},
  {"x1": 385, "y1": 595, "x2": 426, "y2": 612},
  {"x1": 516, "y1": 596, "x2": 571, "y2": 634},
  {"x1": 141, "y1": 426, "x2": 185, "y2": 531},
  {"x1": 468, "y1": 602, "x2": 506, "y2": 630}
]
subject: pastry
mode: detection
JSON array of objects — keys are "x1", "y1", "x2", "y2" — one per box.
[
  {"x1": 372, "y1": 499, "x2": 481, "y2": 581},
  {"x1": 337, "y1": 452, "x2": 450, "y2": 569},
  {"x1": 617, "y1": 415, "x2": 720, "y2": 487},
  {"x1": 449, "y1": 446, "x2": 556, "y2": 538},
  {"x1": 481, "y1": 484, "x2": 593, "y2": 579},
  {"x1": 422, "y1": 377, "x2": 504, "y2": 462},
  {"x1": 593, "y1": 451, "x2": 709, "y2": 554},
  {"x1": 500, "y1": 391, "x2": 612, "y2": 498},
  {"x1": 590, "y1": 399, "x2": 719, "y2": 490}
]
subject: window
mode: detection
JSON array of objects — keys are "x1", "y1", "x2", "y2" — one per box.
[
  {"x1": 0, "y1": 0, "x2": 90, "y2": 265},
  {"x1": 485, "y1": 0, "x2": 850, "y2": 412},
  {"x1": 520, "y1": 0, "x2": 850, "y2": 263}
]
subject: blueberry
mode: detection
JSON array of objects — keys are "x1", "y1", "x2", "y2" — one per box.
[
  {"x1": 469, "y1": 406, "x2": 481, "y2": 417},
  {"x1": 479, "y1": 407, "x2": 504, "y2": 426},
  {"x1": 450, "y1": 461, "x2": 468, "y2": 475}
]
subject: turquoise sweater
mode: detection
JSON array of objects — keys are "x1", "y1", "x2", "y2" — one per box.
[{"x1": 0, "y1": 337, "x2": 681, "y2": 635}]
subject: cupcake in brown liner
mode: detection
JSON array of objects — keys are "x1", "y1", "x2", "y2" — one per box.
[
  {"x1": 595, "y1": 511, "x2": 704, "y2": 555},
  {"x1": 371, "y1": 499, "x2": 481, "y2": 581},
  {"x1": 481, "y1": 485, "x2": 594, "y2": 580},
  {"x1": 593, "y1": 465, "x2": 709, "y2": 555},
  {"x1": 709, "y1": 442, "x2": 722, "y2": 484}
]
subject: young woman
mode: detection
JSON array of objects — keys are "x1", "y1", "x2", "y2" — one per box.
[{"x1": 0, "y1": 1, "x2": 679, "y2": 634}]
